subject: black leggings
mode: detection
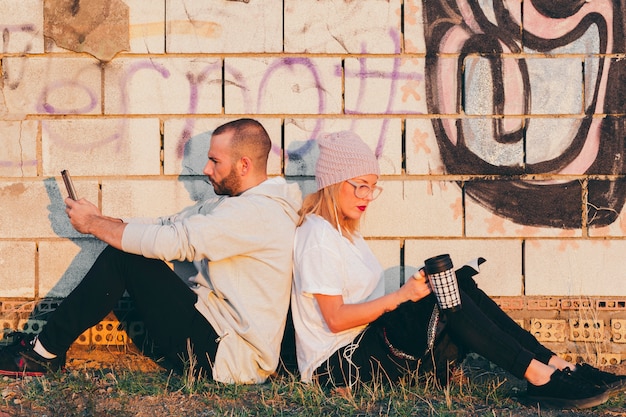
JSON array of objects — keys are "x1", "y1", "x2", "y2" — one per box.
[
  {"x1": 314, "y1": 267, "x2": 554, "y2": 386},
  {"x1": 38, "y1": 246, "x2": 219, "y2": 377}
]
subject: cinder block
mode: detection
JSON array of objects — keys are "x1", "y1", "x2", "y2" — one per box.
[
  {"x1": 570, "y1": 319, "x2": 604, "y2": 342},
  {"x1": 0, "y1": 319, "x2": 17, "y2": 341},
  {"x1": 367, "y1": 240, "x2": 401, "y2": 294},
  {"x1": 405, "y1": 118, "x2": 443, "y2": 176},
  {"x1": 92, "y1": 321, "x2": 128, "y2": 346},
  {"x1": 75, "y1": 329, "x2": 90, "y2": 345},
  {"x1": 403, "y1": 0, "x2": 426, "y2": 54},
  {"x1": 0, "y1": 180, "x2": 99, "y2": 239},
  {"x1": 102, "y1": 180, "x2": 195, "y2": 219},
  {"x1": 345, "y1": 58, "x2": 427, "y2": 114},
  {"x1": 561, "y1": 297, "x2": 595, "y2": 310},
  {"x1": 38, "y1": 240, "x2": 105, "y2": 297},
  {"x1": 597, "y1": 353, "x2": 622, "y2": 366},
  {"x1": 17, "y1": 319, "x2": 46, "y2": 335},
  {"x1": 125, "y1": 0, "x2": 165, "y2": 53},
  {"x1": 597, "y1": 299, "x2": 626, "y2": 310},
  {"x1": 285, "y1": 0, "x2": 401, "y2": 53},
  {"x1": 0, "y1": 121, "x2": 39, "y2": 177},
  {"x1": 224, "y1": 57, "x2": 342, "y2": 115},
  {"x1": 127, "y1": 321, "x2": 145, "y2": 342},
  {"x1": 530, "y1": 319, "x2": 567, "y2": 342},
  {"x1": 285, "y1": 118, "x2": 402, "y2": 177},
  {"x1": 2, "y1": 57, "x2": 100, "y2": 116},
  {"x1": 1, "y1": 300, "x2": 36, "y2": 314},
  {"x1": 166, "y1": 0, "x2": 281, "y2": 53},
  {"x1": 526, "y1": 240, "x2": 626, "y2": 296},
  {"x1": 562, "y1": 352, "x2": 597, "y2": 365},
  {"x1": 527, "y1": 298, "x2": 560, "y2": 310},
  {"x1": 104, "y1": 58, "x2": 222, "y2": 115},
  {"x1": 466, "y1": 194, "x2": 576, "y2": 238},
  {"x1": 42, "y1": 119, "x2": 161, "y2": 176},
  {"x1": 404, "y1": 240, "x2": 522, "y2": 297},
  {"x1": 611, "y1": 319, "x2": 626, "y2": 343},
  {"x1": 524, "y1": 57, "x2": 583, "y2": 115},
  {"x1": 363, "y1": 180, "x2": 462, "y2": 238},
  {"x1": 0, "y1": 0, "x2": 44, "y2": 53},
  {"x1": 493, "y1": 297, "x2": 524, "y2": 311},
  {"x1": 0, "y1": 242, "x2": 36, "y2": 297}
]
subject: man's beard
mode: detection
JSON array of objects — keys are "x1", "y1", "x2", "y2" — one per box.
[{"x1": 210, "y1": 167, "x2": 241, "y2": 196}]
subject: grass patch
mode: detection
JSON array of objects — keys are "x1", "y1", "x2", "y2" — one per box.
[{"x1": 2, "y1": 361, "x2": 624, "y2": 417}]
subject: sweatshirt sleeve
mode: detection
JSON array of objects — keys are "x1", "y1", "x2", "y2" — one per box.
[{"x1": 121, "y1": 194, "x2": 289, "y2": 262}]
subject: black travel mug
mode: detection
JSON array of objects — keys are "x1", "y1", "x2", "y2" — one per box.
[{"x1": 423, "y1": 254, "x2": 462, "y2": 312}]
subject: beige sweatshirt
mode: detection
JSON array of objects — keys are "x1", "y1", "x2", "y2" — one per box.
[{"x1": 121, "y1": 177, "x2": 302, "y2": 383}]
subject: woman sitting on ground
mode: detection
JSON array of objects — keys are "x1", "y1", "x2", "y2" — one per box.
[{"x1": 290, "y1": 130, "x2": 626, "y2": 410}]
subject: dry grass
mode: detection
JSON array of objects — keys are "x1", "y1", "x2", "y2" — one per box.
[{"x1": 1, "y1": 349, "x2": 625, "y2": 417}]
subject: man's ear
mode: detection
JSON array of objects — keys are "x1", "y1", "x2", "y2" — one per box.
[{"x1": 239, "y1": 156, "x2": 252, "y2": 176}]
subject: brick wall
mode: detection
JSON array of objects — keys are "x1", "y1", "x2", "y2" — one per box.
[{"x1": 1, "y1": 0, "x2": 625, "y2": 361}]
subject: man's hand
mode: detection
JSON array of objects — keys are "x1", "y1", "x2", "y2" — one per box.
[
  {"x1": 65, "y1": 197, "x2": 126, "y2": 249},
  {"x1": 65, "y1": 197, "x2": 102, "y2": 235}
]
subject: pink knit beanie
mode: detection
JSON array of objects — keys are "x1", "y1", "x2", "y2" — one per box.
[{"x1": 315, "y1": 131, "x2": 380, "y2": 190}]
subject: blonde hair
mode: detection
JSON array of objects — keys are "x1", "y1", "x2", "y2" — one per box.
[{"x1": 298, "y1": 182, "x2": 360, "y2": 241}]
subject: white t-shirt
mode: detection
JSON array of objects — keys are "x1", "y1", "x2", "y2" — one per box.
[{"x1": 291, "y1": 214, "x2": 385, "y2": 382}]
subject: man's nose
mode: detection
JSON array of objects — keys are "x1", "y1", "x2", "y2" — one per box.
[{"x1": 203, "y1": 161, "x2": 213, "y2": 176}]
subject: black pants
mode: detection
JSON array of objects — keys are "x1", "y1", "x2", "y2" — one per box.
[
  {"x1": 38, "y1": 246, "x2": 219, "y2": 377},
  {"x1": 314, "y1": 267, "x2": 554, "y2": 386}
]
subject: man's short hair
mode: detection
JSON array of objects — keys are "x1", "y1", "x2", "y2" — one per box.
[{"x1": 213, "y1": 119, "x2": 271, "y2": 168}]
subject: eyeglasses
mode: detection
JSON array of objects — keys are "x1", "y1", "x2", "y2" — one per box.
[{"x1": 346, "y1": 180, "x2": 383, "y2": 200}]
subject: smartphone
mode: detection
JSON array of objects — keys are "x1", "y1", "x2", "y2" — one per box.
[{"x1": 61, "y1": 170, "x2": 78, "y2": 200}]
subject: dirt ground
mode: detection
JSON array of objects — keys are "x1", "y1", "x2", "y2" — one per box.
[{"x1": 1, "y1": 345, "x2": 626, "y2": 417}]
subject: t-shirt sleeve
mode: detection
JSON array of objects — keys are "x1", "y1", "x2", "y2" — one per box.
[{"x1": 295, "y1": 228, "x2": 346, "y2": 297}]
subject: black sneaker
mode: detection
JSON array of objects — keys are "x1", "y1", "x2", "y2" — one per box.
[
  {"x1": 0, "y1": 333, "x2": 65, "y2": 377},
  {"x1": 526, "y1": 367, "x2": 609, "y2": 409},
  {"x1": 573, "y1": 363, "x2": 626, "y2": 394}
]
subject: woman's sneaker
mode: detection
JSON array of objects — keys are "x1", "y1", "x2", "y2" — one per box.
[
  {"x1": 573, "y1": 363, "x2": 626, "y2": 394},
  {"x1": 526, "y1": 367, "x2": 609, "y2": 409},
  {"x1": 0, "y1": 333, "x2": 65, "y2": 377}
]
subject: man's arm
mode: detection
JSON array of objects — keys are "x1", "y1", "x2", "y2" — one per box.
[{"x1": 65, "y1": 197, "x2": 126, "y2": 249}]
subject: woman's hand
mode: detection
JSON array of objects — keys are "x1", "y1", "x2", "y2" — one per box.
[{"x1": 396, "y1": 269, "x2": 432, "y2": 304}]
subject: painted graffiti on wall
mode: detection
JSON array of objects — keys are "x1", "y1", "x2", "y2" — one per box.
[{"x1": 423, "y1": 0, "x2": 626, "y2": 228}]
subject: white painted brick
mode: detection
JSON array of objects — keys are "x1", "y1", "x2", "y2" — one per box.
[
  {"x1": 465, "y1": 194, "x2": 582, "y2": 238},
  {"x1": 42, "y1": 119, "x2": 161, "y2": 176},
  {"x1": 102, "y1": 180, "x2": 197, "y2": 219},
  {"x1": 0, "y1": 0, "x2": 44, "y2": 54},
  {"x1": 404, "y1": 239, "x2": 523, "y2": 296},
  {"x1": 284, "y1": 0, "x2": 402, "y2": 54},
  {"x1": 345, "y1": 58, "x2": 427, "y2": 114},
  {"x1": 367, "y1": 239, "x2": 401, "y2": 294},
  {"x1": 525, "y1": 57, "x2": 584, "y2": 115},
  {"x1": 525, "y1": 240, "x2": 626, "y2": 296},
  {"x1": 403, "y1": 0, "x2": 426, "y2": 54},
  {"x1": 0, "y1": 120, "x2": 39, "y2": 177},
  {"x1": 284, "y1": 118, "x2": 402, "y2": 177},
  {"x1": 38, "y1": 240, "x2": 106, "y2": 297},
  {"x1": 0, "y1": 242, "x2": 36, "y2": 298},
  {"x1": 166, "y1": 0, "x2": 281, "y2": 53},
  {"x1": 126, "y1": 0, "x2": 165, "y2": 53},
  {"x1": 0, "y1": 180, "x2": 98, "y2": 239},
  {"x1": 2, "y1": 57, "x2": 101, "y2": 116},
  {"x1": 163, "y1": 118, "x2": 283, "y2": 178},
  {"x1": 361, "y1": 180, "x2": 462, "y2": 238},
  {"x1": 103, "y1": 58, "x2": 222, "y2": 115},
  {"x1": 405, "y1": 118, "x2": 443, "y2": 175},
  {"x1": 224, "y1": 58, "x2": 343, "y2": 114}
]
